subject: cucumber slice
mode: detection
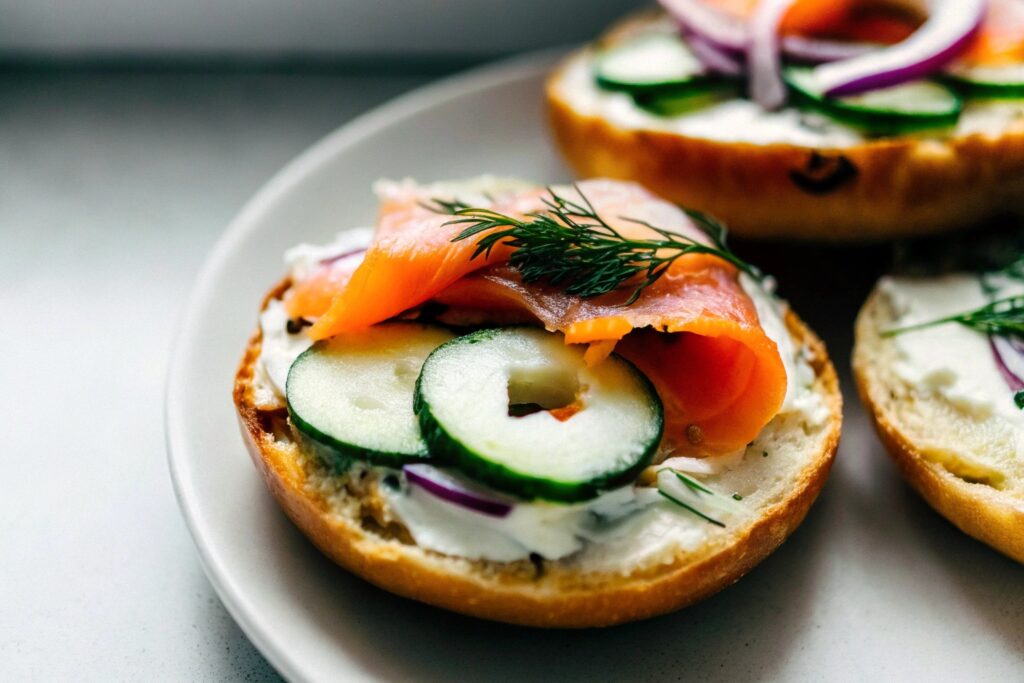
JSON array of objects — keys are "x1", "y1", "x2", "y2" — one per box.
[
  {"x1": 414, "y1": 327, "x2": 663, "y2": 502},
  {"x1": 595, "y1": 34, "x2": 708, "y2": 93},
  {"x1": 286, "y1": 323, "x2": 455, "y2": 465},
  {"x1": 785, "y1": 67, "x2": 962, "y2": 133},
  {"x1": 633, "y1": 83, "x2": 739, "y2": 117},
  {"x1": 945, "y1": 63, "x2": 1024, "y2": 98}
]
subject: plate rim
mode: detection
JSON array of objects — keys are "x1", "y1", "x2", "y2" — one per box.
[{"x1": 164, "y1": 49, "x2": 563, "y2": 682}]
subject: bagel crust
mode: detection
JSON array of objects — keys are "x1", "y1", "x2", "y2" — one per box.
[
  {"x1": 854, "y1": 288, "x2": 1024, "y2": 564},
  {"x1": 233, "y1": 279, "x2": 842, "y2": 627},
  {"x1": 546, "y1": 15, "x2": 1024, "y2": 242}
]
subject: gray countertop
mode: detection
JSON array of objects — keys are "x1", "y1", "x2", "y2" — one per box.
[{"x1": 0, "y1": 68, "x2": 430, "y2": 681}]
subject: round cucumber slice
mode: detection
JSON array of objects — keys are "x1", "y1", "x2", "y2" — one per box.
[
  {"x1": 595, "y1": 34, "x2": 708, "y2": 93},
  {"x1": 286, "y1": 323, "x2": 455, "y2": 465},
  {"x1": 633, "y1": 83, "x2": 740, "y2": 117},
  {"x1": 414, "y1": 327, "x2": 663, "y2": 503},
  {"x1": 945, "y1": 63, "x2": 1024, "y2": 98},
  {"x1": 785, "y1": 67, "x2": 962, "y2": 133}
]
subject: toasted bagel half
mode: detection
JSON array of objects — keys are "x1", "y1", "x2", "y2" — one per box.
[
  {"x1": 546, "y1": 14, "x2": 1024, "y2": 242},
  {"x1": 854, "y1": 285, "x2": 1024, "y2": 563},
  {"x1": 234, "y1": 278, "x2": 842, "y2": 628}
]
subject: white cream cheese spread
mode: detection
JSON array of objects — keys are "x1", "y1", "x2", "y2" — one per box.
[
  {"x1": 878, "y1": 274, "x2": 1024, "y2": 426},
  {"x1": 253, "y1": 300, "x2": 312, "y2": 407},
  {"x1": 382, "y1": 481, "x2": 655, "y2": 562}
]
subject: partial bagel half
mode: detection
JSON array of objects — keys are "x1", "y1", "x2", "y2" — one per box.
[
  {"x1": 546, "y1": 13, "x2": 1024, "y2": 242},
  {"x1": 234, "y1": 279, "x2": 842, "y2": 628},
  {"x1": 854, "y1": 286, "x2": 1024, "y2": 563}
]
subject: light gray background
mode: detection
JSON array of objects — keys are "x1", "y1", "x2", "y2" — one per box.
[
  {"x1": 0, "y1": 68, "x2": 437, "y2": 681},
  {"x1": 0, "y1": 0, "x2": 638, "y2": 57}
]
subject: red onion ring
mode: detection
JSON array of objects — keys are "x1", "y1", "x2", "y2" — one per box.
[
  {"x1": 990, "y1": 335, "x2": 1024, "y2": 393},
  {"x1": 687, "y1": 32, "x2": 745, "y2": 75},
  {"x1": 812, "y1": 0, "x2": 987, "y2": 96},
  {"x1": 749, "y1": 0, "x2": 796, "y2": 109},
  {"x1": 781, "y1": 35, "x2": 876, "y2": 63},
  {"x1": 403, "y1": 464, "x2": 514, "y2": 518},
  {"x1": 1010, "y1": 335, "x2": 1024, "y2": 356},
  {"x1": 662, "y1": 0, "x2": 877, "y2": 65},
  {"x1": 660, "y1": 0, "x2": 747, "y2": 53},
  {"x1": 662, "y1": 0, "x2": 986, "y2": 101}
]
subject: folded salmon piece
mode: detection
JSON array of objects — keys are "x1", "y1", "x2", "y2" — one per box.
[
  {"x1": 704, "y1": 0, "x2": 858, "y2": 36},
  {"x1": 434, "y1": 261, "x2": 783, "y2": 456},
  {"x1": 287, "y1": 179, "x2": 786, "y2": 456},
  {"x1": 291, "y1": 180, "x2": 694, "y2": 336}
]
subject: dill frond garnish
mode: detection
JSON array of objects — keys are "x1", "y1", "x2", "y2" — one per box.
[
  {"x1": 882, "y1": 296, "x2": 1024, "y2": 338},
  {"x1": 656, "y1": 468, "x2": 726, "y2": 528},
  {"x1": 426, "y1": 187, "x2": 759, "y2": 305},
  {"x1": 658, "y1": 490, "x2": 726, "y2": 528}
]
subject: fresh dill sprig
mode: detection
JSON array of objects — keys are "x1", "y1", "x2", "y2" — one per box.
[
  {"x1": 656, "y1": 468, "x2": 726, "y2": 528},
  {"x1": 425, "y1": 187, "x2": 760, "y2": 305},
  {"x1": 658, "y1": 490, "x2": 725, "y2": 528},
  {"x1": 882, "y1": 295, "x2": 1024, "y2": 338}
]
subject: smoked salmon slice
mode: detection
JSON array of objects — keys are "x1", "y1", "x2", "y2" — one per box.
[
  {"x1": 703, "y1": 0, "x2": 859, "y2": 35},
  {"x1": 285, "y1": 250, "x2": 364, "y2": 320},
  {"x1": 290, "y1": 180, "x2": 702, "y2": 333},
  {"x1": 288, "y1": 184, "x2": 548, "y2": 336},
  {"x1": 287, "y1": 179, "x2": 787, "y2": 457},
  {"x1": 434, "y1": 260, "x2": 784, "y2": 455},
  {"x1": 701, "y1": 0, "x2": 917, "y2": 41}
]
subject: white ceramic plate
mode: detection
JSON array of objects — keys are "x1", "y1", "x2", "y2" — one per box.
[{"x1": 167, "y1": 52, "x2": 1024, "y2": 682}]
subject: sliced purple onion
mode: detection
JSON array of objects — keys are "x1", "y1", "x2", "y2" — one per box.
[
  {"x1": 781, "y1": 35, "x2": 877, "y2": 63},
  {"x1": 660, "y1": 0, "x2": 747, "y2": 53},
  {"x1": 663, "y1": 0, "x2": 877, "y2": 65},
  {"x1": 749, "y1": 0, "x2": 796, "y2": 109},
  {"x1": 403, "y1": 463, "x2": 513, "y2": 518},
  {"x1": 1010, "y1": 335, "x2": 1024, "y2": 356},
  {"x1": 812, "y1": 0, "x2": 987, "y2": 96},
  {"x1": 688, "y1": 32, "x2": 745, "y2": 76},
  {"x1": 990, "y1": 335, "x2": 1024, "y2": 393}
]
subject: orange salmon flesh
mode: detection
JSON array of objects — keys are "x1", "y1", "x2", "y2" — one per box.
[{"x1": 286, "y1": 180, "x2": 788, "y2": 457}]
